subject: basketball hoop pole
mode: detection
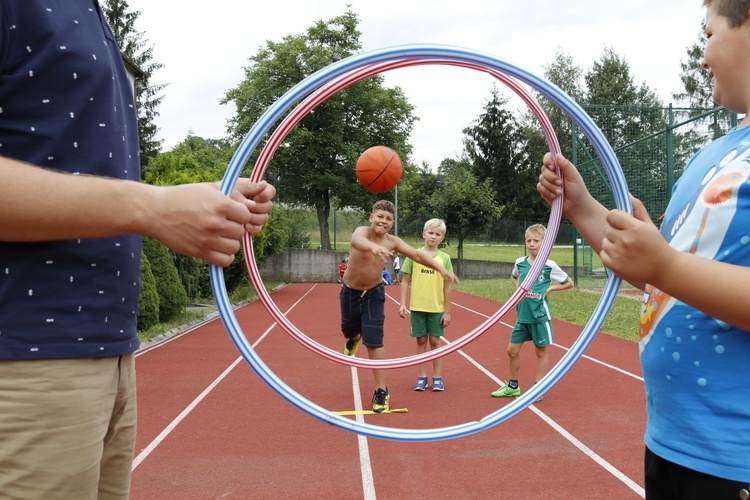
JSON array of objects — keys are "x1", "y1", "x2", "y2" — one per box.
[{"x1": 394, "y1": 183, "x2": 399, "y2": 237}]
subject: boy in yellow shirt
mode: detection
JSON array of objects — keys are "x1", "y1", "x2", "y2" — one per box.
[{"x1": 399, "y1": 219, "x2": 453, "y2": 391}]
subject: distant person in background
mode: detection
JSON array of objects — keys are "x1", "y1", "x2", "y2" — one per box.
[
  {"x1": 392, "y1": 252, "x2": 401, "y2": 284},
  {"x1": 382, "y1": 268, "x2": 393, "y2": 285},
  {"x1": 338, "y1": 258, "x2": 347, "y2": 284}
]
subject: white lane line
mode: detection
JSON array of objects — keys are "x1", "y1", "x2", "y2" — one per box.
[
  {"x1": 444, "y1": 336, "x2": 645, "y2": 498},
  {"x1": 133, "y1": 284, "x2": 323, "y2": 471},
  {"x1": 391, "y1": 292, "x2": 645, "y2": 498},
  {"x1": 350, "y1": 367, "x2": 377, "y2": 500},
  {"x1": 132, "y1": 356, "x2": 244, "y2": 470},
  {"x1": 451, "y1": 301, "x2": 643, "y2": 381}
]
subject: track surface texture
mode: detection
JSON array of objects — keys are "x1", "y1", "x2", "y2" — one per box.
[{"x1": 131, "y1": 283, "x2": 646, "y2": 499}]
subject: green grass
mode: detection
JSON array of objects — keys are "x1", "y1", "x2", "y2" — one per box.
[
  {"x1": 137, "y1": 308, "x2": 209, "y2": 343},
  {"x1": 138, "y1": 277, "x2": 639, "y2": 343},
  {"x1": 457, "y1": 279, "x2": 641, "y2": 342},
  {"x1": 329, "y1": 237, "x2": 639, "y2": 340},
  {"x1": 330, "y1": 239, "x2": 601, "y2": 268}
]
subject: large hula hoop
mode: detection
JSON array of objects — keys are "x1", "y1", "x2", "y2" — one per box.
[
  {"x1": 241, "y1": 57, "x2": 562, "y2": 369},
  {"x1": 210, "y1": 44, "x2": 632, "y2": 442}
]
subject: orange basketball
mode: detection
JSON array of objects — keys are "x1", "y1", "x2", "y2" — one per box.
[{"x1": 355, "y1": 146, "x2": 403, "y2": 193}]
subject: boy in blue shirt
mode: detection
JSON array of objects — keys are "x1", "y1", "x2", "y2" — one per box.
[{"x1": 538, "y1": 1, "x2": 750, "y2": 494}]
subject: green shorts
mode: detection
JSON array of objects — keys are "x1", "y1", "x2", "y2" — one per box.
[
  {"x1": 510, "y1": 320, "x2": 554, "y2": 347},
  {"x1": 410, "y1": 311, "x2": 445, "y2": 338}
]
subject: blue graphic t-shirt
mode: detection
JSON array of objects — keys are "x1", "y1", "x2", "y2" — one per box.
[
  {"x1": 639, "y1": 125, "x2": 750, "y2": 481},
  {"x1": 0, "y1": 1, "x2": 142, "y2": 360}
]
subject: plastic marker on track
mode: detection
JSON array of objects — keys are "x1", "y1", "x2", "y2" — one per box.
[{"x1": 334, "y1": 408, "x2": 408, "y2": 416}]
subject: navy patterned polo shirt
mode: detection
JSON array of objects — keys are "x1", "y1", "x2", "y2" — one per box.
[{"x1": 0, "y1": 0, "x2": 142, "y2": 359}]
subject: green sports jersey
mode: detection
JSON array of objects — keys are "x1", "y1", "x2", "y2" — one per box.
[{"x1": 512, "y1": 256, "x2": 570, "y2": 324}]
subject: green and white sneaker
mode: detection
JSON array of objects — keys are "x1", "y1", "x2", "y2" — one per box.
[{"x1": 491, "y1": 385, "x2": 521, "y2": 398}]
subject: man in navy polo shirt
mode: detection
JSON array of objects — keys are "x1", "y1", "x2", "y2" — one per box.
[{"x1": 0, "y1": 2, "x2": 275, "y2": 498}]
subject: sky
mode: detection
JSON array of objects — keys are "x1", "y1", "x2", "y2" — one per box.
[{"x1": 124, "y1": 0, "x2": 707, "y2": 168}]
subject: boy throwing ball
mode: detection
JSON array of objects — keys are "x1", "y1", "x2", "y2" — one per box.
[{"x1": 341, "y1": 201, "x2": 459, "y2": 412}]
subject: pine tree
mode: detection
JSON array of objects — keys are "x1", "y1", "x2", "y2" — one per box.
[
  {"x1": 101, "y1": 0, "x2": 166, "y2": 168},
  {"x1": 461, "y1": 86, "x2": 532, "y2": 221},
  {"x1": 673, "y1": 23, "x2": 713, "y2": 109},
  {"x1": 673, "y1": 22, "x2": 731, "y2": 142}
]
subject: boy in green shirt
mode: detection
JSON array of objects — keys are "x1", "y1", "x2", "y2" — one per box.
[{"x1": 491, "y1": 224, "x2": 573, "y2": 400}]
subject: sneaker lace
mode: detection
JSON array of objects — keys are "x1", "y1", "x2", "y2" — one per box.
[{"x1": 374, "y1": 389, "x2": 388, "y2": 405}]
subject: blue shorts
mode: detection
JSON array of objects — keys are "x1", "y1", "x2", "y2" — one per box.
[{"x1": 340, "y1": 282, "x2": 386, "y2": 348}]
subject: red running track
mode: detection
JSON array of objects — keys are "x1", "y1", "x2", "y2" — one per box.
[{"x1": 131, "y1": 283, "x2": 646, "y2": 499}]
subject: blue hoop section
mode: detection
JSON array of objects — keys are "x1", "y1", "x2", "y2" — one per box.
[{"x1": 210, "y1": 44, "x2": 633, "y2": 442}]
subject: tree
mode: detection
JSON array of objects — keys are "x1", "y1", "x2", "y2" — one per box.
[
  {"x1": 584, "y1": 48, "x2": 664, "y2": 147},
  {"x1": 517, "y1": 50, "x2": 588, "y2": 225},
  {"x1": 136, "y1": 250, "x2": 160, "y2": 331},
  {"x1": 526, "y1": 49, "x2": 585, "y2": 160},
  {"x1": 143, "y1": 151, "x2": 221, "y2": 185},
  {"x1": 222, "y1": 9, "x2": 416, "y2": 250},
  {"x1": 673, "y1": 23, "x2": 713, "y2": 109},
  {"x1": 428, "y1": 159, "x2": 502, "y2": 262},
  {"x1": 144, "y1": 134, "x2": 286, "y2": 299},
  {"x1": 674, "y1": 21, "x2": 733, "y2": 150},
  {"x1": 462, "y1": 86, "x2": 533, "y2": 221},
  {"x1": 102, "y1": 0, "x2": 166, "y2": 167},
  {"x1": 142, "y1": 237, "x2": 187, "y2": 321},
  {"x1": 396, "y1": 162, "x2": 443, "y2": 239},
  {"x1": 578, "y1": 48, "x2": 669, "y2": 219}
]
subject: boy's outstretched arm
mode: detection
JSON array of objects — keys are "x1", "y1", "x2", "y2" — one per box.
[
  {"x1": 394, "y1": 240, "x2": 459, "y2": 286},
  {"x1": 350, "y1": 227, "x2": 391, "y2": 265},
  {"x1": 0, "y1": 156, "x2": 276, "y2": 267},
  {"x1": 538, "y1": 153, "x2": 648, "y2": 290},
  {"x1": 541, "y1": 154, "x2": 750, "y2": 330}
]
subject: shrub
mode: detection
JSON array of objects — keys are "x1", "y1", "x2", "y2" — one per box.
[
  {"x1": 142, "y1": 237, "x2": 188, "y2": 321},
  {"x1": 137, "y1": 250, "x2": 160, "y2": 331}
]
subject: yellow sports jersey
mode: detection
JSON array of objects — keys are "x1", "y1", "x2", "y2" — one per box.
[{"x1": 402, "y1": 251, "x2": 453, "y2": 313}]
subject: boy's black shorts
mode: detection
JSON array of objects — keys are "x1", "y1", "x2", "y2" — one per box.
[
  {"x1": 645, "y1": 446, "x2": 749, "y2": 500},
  {"x1": 340, "y1": 282, "x2": 385, "y2": 348}
]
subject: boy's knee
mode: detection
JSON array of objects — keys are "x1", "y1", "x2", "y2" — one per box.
[{"x1": 534, "y1": 346, "x2": 549, "y2": 360}]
